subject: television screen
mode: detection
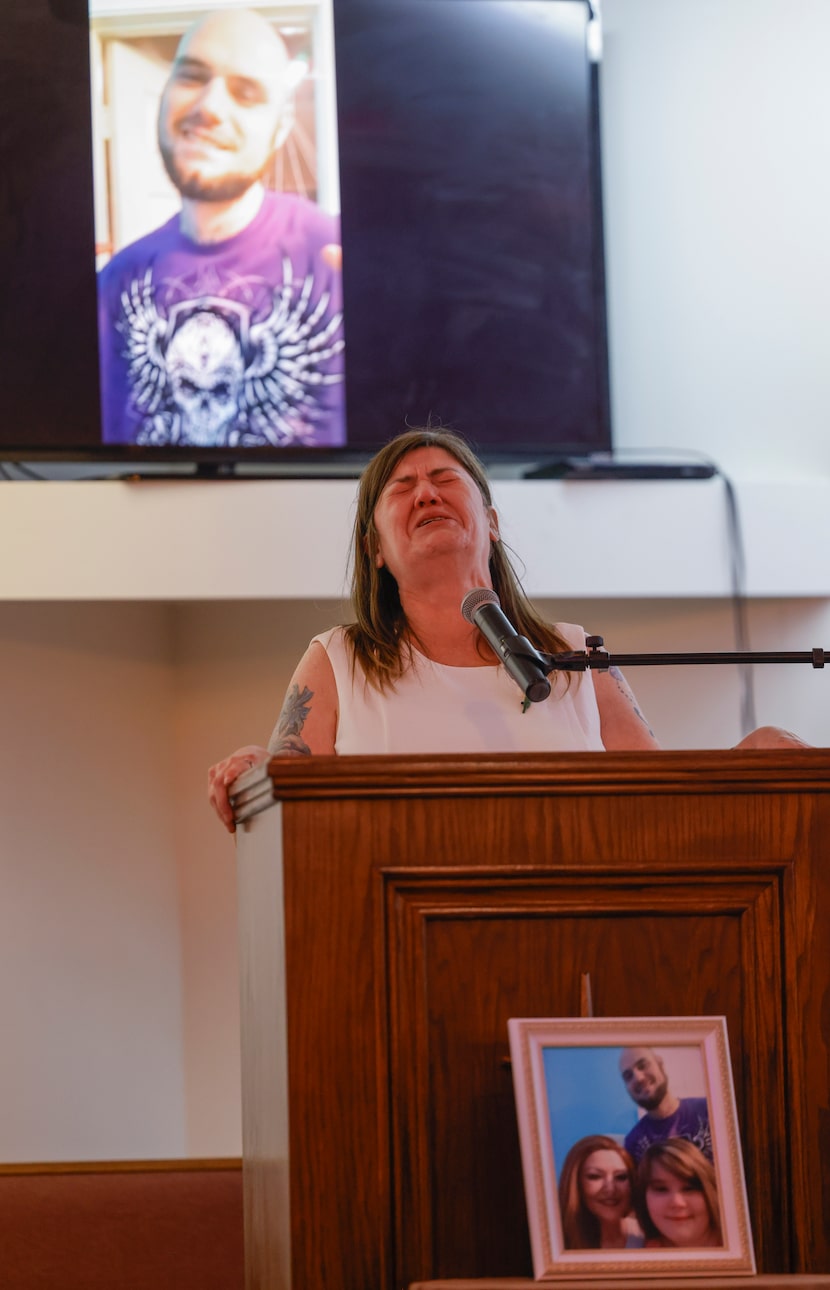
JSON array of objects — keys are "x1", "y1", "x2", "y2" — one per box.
[{"x1": 0, "y1": 0, "x2": 609, "y2": 473}]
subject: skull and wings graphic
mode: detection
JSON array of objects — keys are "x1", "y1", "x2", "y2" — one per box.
[{"x1": 117, "y1": 260, "x2": 344, "y2": 447}]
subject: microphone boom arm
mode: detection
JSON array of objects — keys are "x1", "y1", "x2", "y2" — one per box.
[{"x1": 541, "y1": 637, "x2": 829, "y2": 673}]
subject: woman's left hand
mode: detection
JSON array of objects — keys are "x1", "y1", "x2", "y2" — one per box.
[{"x1": 733, "y1": 725, "x2": 812, "y2": 750}]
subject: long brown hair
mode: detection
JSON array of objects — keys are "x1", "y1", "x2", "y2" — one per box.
[
  {"x1": 343, "y1": 426, "x2": 574, "y2": 690},
  {"x1": 634, "y1": 1139, "x2": 722, "y2": 1246},
  {"x1": 558, "y1": 1135, "x2": 635, "y2": 1250}
]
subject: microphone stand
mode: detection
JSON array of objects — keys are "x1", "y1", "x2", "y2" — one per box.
[{"x1": 540, "y1": 636, "x2": 828, "y2": 676}]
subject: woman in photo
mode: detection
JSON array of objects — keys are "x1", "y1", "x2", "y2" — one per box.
[
  {"x1": 635, "y1": 1138, "x2": 722, "y2": 1248},
  {"x1": 558, "y1": 1134, "x2": 643, "y2": 1249}
]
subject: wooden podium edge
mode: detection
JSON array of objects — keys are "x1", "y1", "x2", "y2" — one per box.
[{"x1": 232, "y1": 750, "x2": 830, "y2": 822}]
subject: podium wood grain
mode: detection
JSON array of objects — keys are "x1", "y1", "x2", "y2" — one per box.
[{"x1": 233, "y1": 750, "x2": 830, "y2": 1290}]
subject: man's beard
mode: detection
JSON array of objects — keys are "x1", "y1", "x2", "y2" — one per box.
[
  {"x1": 159, "y1": 137, "x2": 269, "y2": 203},
  {"x1": 636, "y1": 1075, "x2": 669, "y2": 1112}
]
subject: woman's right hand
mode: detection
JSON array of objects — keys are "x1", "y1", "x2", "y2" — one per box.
[{"x1": 207, "y1": 745, "x2": 270, "y2": 834}]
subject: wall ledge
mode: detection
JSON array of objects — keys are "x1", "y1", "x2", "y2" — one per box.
[{"x1": 2, "y1": 476, "x2": 827, "y2": 600}]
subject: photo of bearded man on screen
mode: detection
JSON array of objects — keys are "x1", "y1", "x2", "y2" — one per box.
[{"x1": 96, "y1": 6, "x2": 344, "y2": 449}]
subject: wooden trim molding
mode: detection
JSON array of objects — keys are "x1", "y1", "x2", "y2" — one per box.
[{"x1": 0, "y1": 1157, "x2": 242, "y2": 1176}]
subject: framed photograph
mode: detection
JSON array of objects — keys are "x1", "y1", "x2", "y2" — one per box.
[{"x1": 507, "y1": 1016, "x2": 755, "y2": 1279}]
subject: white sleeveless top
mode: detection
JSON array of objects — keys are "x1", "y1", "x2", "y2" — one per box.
[{"x1": 313, "y1": 625, "x2": 605, "y2": 755}]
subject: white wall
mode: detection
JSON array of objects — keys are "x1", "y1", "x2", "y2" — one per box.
[
  {"x1": 0, "y1": 603, "x2": 186, "y2": 1161},
  {"x1": 169, "y1": 598, "x2": 340, "y2": 1155},
  {"x1": 601, "y1": 0, "x2": 830, "y2": 479},
  {"x1": 0, "y1": 598, "x2": 341, "y2": 1162},
  {"x1": 2, "y1": 0, "x2": 829, "y2": 1163}
]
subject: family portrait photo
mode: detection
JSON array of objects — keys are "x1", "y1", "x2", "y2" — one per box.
[{"x1": 507, "y1": 1016, "x2": 755, "y2": 1279}]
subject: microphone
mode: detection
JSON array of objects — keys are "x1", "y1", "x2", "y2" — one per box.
[{"x1": 461, "y1": 587, "x2": 551, "y2": 704}]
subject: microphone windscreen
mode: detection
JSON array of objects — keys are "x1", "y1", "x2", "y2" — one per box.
[{"x1": 460, "y1": 587, "x2": 499, "y2": 623}]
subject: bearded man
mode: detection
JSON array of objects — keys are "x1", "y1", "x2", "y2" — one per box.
[
  {"x1": 97, "y1": 7, "x2": 344, "y2": 449},
  {"x1": 619, "y1": 1046, "x2": 712, "y2": 1164}
]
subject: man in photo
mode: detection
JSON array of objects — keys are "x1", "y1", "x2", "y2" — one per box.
[
  {"x1": 619, "y1": 1046, "x2": 712, "y2": 1163},
  {"x1": 97, "y1": 6, "x2": 344, "y2": 449}
]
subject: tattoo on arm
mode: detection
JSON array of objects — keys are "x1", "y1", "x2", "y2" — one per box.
[
  {"x1": 608, "y1": 666, "x2": 655, "y2": 736},
  {"x1": 270, "y1": 684, "x2": 314, "y2": 756}
]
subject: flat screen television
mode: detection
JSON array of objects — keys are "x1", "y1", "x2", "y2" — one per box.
[{"x1": 0, "y1": 0, "x2": 610, "y2": 475}]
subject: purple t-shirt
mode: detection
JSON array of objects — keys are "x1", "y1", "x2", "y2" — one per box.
[
  {"x1": 97, "y1": 191, "x2": 344, "y2": 448},
  {"x1": 624, "y1": 1097, "x2": 712, "y2": 1163}
]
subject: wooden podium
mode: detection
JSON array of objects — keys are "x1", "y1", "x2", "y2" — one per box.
[{"x1": 232, "y1": 751, "x2": 830, "y2": 1290}]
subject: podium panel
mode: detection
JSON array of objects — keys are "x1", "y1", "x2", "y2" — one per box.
[{"x1": 233, "y1": 751, "x2": 830, "y2": 1290}]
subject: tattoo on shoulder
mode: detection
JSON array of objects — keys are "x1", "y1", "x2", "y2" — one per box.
[
  {"x1": 608, "y1": 665, "x2": 656, "y2": 737},
  {"x1": 272, "y1": 684, "x2": 314, "y2": 756}
]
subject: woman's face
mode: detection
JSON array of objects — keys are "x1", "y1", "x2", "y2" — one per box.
[
  {"x1": 579, "y1": 1149, "x2": 631, "y2": 1224},
  {"x1": 645, "y1": 1160, "x2": 713, "y2": 1247},
  {"x1": 371, "y1": 446, "x2": 498, "y2": 585}
]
